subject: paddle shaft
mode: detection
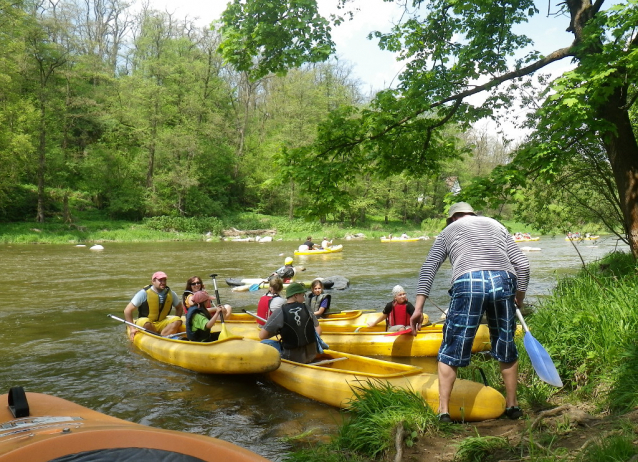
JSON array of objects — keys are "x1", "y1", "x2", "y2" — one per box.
[
  {"x1": 209, "y1": 274, "x2": 224, "y2": 322},
  {"x1": 108, "y1": 314, "x2": 159, "y2": 336},
  {"x1": 515, "y1": 308, "x2": 530, "y2": 332},
  {"x1": 242, "y1": 309, "x2": 266, "y2": 323}
]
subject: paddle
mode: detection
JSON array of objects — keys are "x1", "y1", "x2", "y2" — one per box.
[
  {"x1": 107, "y1": 314, "x2": 184, "y2": 339},
  {"x1": 249, "y1": 280, "x2": 266, "y2": 292},
  {"x1": 516, "y1": 308, "x2": 563, "y2": 387},
  {"x1": 386, "y1": 327, "x2": 412, "y2": 336},
  {"x1": 209, "y1": 273, "x2": 233, "y2": 340},
  {"x1": 242, "y1": 309, "x2": 267, "y2": 324}
]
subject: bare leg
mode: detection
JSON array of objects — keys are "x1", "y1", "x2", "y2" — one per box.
[
  {"x1": 500, "y1": 360, "x2": 519, "y2": 408},
  {"x1": 438, "y1": 362, "x2": 458, "y2": 414},
  {"x1": 161, "y1": 320, "x2": 182, "y2": 336},
  {"x1": 143, "y1": 322, "x2": 158, "y2": 333}
]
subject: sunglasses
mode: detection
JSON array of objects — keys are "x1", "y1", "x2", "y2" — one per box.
[{"x1": 192, "y1": 281, "x2": 202, "y2": 286}]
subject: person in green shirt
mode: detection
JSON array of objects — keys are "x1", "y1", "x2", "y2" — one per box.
[{"x1": 185, "y1": 290, "x2": 221, "y2": 342}]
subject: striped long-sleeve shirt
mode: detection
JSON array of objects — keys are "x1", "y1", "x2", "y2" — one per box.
[{"x1": 416, "y1": 215, "x2": 530, "y2": 297}]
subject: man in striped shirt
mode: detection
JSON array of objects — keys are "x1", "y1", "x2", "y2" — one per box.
[{"x1": 410, "y1": 202, "x2": 530, "y2": 423}]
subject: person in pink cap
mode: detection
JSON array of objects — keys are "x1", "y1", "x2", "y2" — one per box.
[{"x1": 124, "y1": 271, "x2": 183, "y2": 340}]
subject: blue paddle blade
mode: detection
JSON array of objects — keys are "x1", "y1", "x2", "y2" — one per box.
[
  {"x1": 249, "y1": 283, "x2": 261, "y2": 291},
  {"x1": 523, "y1": 332, "x2": 563, "y2": 387}
]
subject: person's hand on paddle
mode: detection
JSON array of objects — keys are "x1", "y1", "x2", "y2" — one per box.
[
  {"x1": 129, "y1": 327, "x2": 138, "y2": 341},
  {"x1": 515, "y1": 290, "x2": 525, "y2": 310}
]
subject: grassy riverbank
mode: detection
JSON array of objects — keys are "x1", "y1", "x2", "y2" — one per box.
[
  {"x1": 284, "y1": 251, "x2": 638, "y2": 461},
  {"x1": 0, "y1": 212, "x2": 547, "y2": 245}
]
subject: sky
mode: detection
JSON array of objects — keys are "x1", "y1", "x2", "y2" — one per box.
[{"x1": 141, "y1": 0, "x2": 580, "y2": 139}]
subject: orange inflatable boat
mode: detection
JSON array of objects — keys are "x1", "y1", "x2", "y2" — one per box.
[{"x1": 0, "y1": 387, "x2": 270, "y2": 462}]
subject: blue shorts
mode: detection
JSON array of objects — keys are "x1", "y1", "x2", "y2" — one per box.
[{"x1": 438, "y1": 270, "x2": 518, "y2": 367}]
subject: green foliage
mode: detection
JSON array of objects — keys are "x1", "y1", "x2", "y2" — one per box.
[
  {"x1": 218, "y1": 0, "x2": 335, "y2": 80},
  {"x1": 576, "y1": 433, "x2": 638, "y2": 462},
  {"x1": 526, "y1": 252, "x2": 638, "y2": 410},
  {"x1": 454, "y1": 435, "x2": 513, "y2": 462},
  {"x1": 335, "y1": 380, "x2": 439, "y2": 459},
  {"x1": 142, "y1": 216, "x2": 224, "y2": 235}
]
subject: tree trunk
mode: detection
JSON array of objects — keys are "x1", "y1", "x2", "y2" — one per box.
[
  {"x1": 36, "y1": 95, "x2": 46, "y2": 223},
  {"x1": 599, "y1": 85, "x2": 638, "y2": 258}
]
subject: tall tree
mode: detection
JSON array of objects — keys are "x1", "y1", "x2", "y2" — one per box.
[{"x1": 219, "y1": 0, "x2": 638, "y2": 257}]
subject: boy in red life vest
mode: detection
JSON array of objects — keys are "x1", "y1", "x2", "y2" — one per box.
[{"x1": 367, "y1": 285, "x2": 422, "y2": 332}]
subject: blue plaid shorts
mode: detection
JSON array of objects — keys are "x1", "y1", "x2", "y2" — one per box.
[{"x1": 438, "y1": 270, "x2": 518, "y2": 367}]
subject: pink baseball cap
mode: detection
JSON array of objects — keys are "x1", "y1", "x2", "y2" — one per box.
[
  {"x1": 152, "y1": 271, "x2": 168, "y2": 280},
  {"x1": 191, "y1": 290, "x2": 210, "y2": 305}
]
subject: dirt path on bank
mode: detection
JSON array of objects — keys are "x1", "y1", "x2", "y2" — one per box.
[{"x1": 401, "y1": 406, "x2": 638, "y2": 461}]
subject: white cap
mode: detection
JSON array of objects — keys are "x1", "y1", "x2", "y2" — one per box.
[{"x1": 392, "y1": 285, "x2": 405, "y2": 296}]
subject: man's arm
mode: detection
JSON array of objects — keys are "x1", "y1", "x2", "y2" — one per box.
[
  {"x1": 124, "y1": 302, "x2": 137, "y2": 323},
  {"x1": 259, "y1": 328, "x2": 273, "y2": 340},
  {"x1": 175, "y1": 301, "x2": 184, "y2": 317},
  {"x1": 410, "y1": 295, "x2": 427, "y2": 335}
]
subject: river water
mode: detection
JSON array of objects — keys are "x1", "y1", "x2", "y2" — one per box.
[{"x1": 0, "y1": 235, "x2": 625, "y2": 460}]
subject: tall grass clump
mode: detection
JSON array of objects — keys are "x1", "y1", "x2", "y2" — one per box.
[
  {"x1": 284, "y1": 380, "x2": 441, "y2": 461},
  {"x1": 454, "y1": 435, "x2": 514, "y2": 462},
  {"x1": 336, "y1": 380, "x2": 440, "y2": 459},
  {"x1": 522, "y1": 251, "x2": 638, "y2": 411},
  {"x1": 576, "y1": 432, "x2": 638, "y2": 462}
]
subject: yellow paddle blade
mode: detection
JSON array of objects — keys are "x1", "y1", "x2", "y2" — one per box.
[{"x1": 218, "y1": 323, "x2": 233, "y2": 341}]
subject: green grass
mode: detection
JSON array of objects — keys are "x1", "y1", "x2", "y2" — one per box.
[{"x1": 283, "y1": 380, "x2": 447, "y2": 462}]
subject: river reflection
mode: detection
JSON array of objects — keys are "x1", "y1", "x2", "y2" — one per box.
[{"x1": 0, "y1": 235, "x2": 625, "y2": 460}]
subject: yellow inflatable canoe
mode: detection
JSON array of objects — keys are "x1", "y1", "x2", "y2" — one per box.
[
  {"x1": 380, "y1": 237, "x2": 422, "y2": 243},
  {"x1": 294, "y1": 244, "x2": 344, "y2": 255},
  {"x1": 266, "y1": 350, "x2": 506, "y2": 422},
  {"x1": 212, "y1": 316, "x2": 494, "y2": 358},
  {"x1": 129, "y1": 327, "x2": 281, "y2": 374},
  {"x1": 0, "y1": 389, "x2": 269, "y2": 462},
  {"x1": 225, "y1": 310, "x2": 383, "y2": 327}
]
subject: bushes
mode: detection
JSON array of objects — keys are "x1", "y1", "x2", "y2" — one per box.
[{"x1": 143, "y1": 216, "x2": 224, "y2": 235}]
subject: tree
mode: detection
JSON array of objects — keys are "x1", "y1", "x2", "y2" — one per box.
[{"x1": 219, "y1": 1, "x2": 638, "y2": 257}]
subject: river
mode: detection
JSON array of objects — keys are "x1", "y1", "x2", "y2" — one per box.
[{"x1": 0, "y1": 235, "x2": 625, "y2": 460}]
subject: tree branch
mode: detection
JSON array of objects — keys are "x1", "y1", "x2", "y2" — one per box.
[{"x1": 318, "y1": 46, "x2": 576, "y2": 156}]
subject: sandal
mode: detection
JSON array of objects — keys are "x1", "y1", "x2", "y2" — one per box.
[
  {"x1": 504, "y1": 406, "x2": 523, "y2": 420},
  {"x1": 437, "y1": 413, "x2": 453, "y2": 423}
]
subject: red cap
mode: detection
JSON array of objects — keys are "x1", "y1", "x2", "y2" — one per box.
[
  {"x1": 191, "y1": 290, "x2": 210, "y2": 305},
  {"x1": 152, "y1": 271, "x2": 168, "y2": 280}
]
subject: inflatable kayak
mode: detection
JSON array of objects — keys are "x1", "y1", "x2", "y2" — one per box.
[
  {"x1": 128, "y1": 326, "x2": 281, "y2": 374},
  {"x1": 223, "y1": 310, "x2": 386, "y2": 328},
  {"x1": 0, "y1": 388, "x2": 269, "y2": 462},
  {"x1": 226, "y1": 277, "x2": 335, "y2": 288},
  {"x1": 513, "y1": 236, "x2": 540, "y2": 242},
  {"x1": 565, "y1": 235, "x2": 599, "y2": 241},
  {"x1": 212, "y1": 316, "x2": 493, "y2": 358},
  {"x1": 380, "y1": 237, "x2": 423, "y2": 243},
  {"x1": 294, "y1": 244, "x2": 344, "y2": 256},
  {"x1": 265, "y1": 350, "x2": 506, "y2": 422}
]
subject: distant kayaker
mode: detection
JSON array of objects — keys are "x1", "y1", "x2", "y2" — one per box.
[
  {"x1": 256, "y1": 277, "x2": 285, "y2": 326},
  {"x1": 258, "y1": 282, "x2": 322, "y2": 364},
  {"x1": 411, "y1": 202, "x2": 530, "y2": 423},
  {"x1": 320, "y1": 237, "x2": 332, "y2": 249},
  {"x1": 307, "y1": 279, "x2": 331, "y2": 318},
  {"x1": 366, "y1": 285, "x2": 420, "y2": 332},
  {"x1": 401, "y1": 233, "x2": 410, "y2": 239},
  {"x1": 182, "y1": 276, "x2": 232, "y2": 318},
  {"x1": 269, "y1": 256, "x2": 304, "y2": 283},
  {"x1": 299, "y1": 236, "x2": 318, "y2": 251},
  {"x1": 185, "y1": 290, "x2": 221, "y2": 342},
  {"x1": 124, "y1": 271, "x2": 183, "y2": 341}
]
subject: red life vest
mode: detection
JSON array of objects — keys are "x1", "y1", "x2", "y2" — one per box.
[
  {"x1": 389, "y1": 303, "x2": 410, "y2": 326},
  {"x1": 257, "y1": 294, "x2": 279, "y2": 326}
]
